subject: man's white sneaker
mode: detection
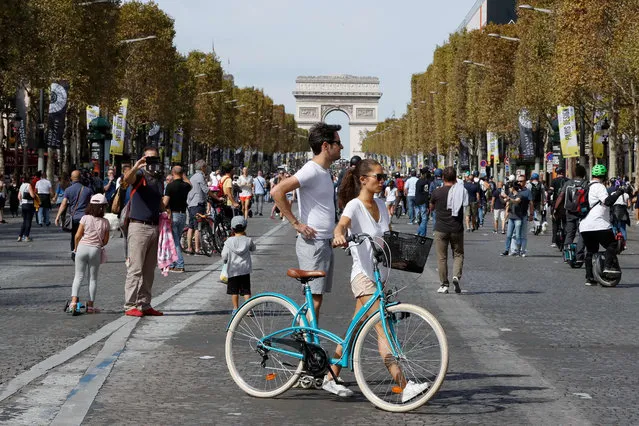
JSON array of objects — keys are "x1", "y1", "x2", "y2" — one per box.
[
  {"x1": 437, "y1": 285, "x2": 449, "y2": 294},
  {"x1": 401, "y1": 380, "x2": 430, "y2": 403},
  {"x1": 322, "y1": 377, "x2": 354, "y2": 397}
]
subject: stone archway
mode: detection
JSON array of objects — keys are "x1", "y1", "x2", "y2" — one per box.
[{"x1": 293, "y1": 75, "x2": 381, "y2": 158}]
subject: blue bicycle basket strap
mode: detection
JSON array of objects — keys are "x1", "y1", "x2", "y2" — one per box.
[{"x1": 383, "y1": 231, "x2": 433, "y2": 274}]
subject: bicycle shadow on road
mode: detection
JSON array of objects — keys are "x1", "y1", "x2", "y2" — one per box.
[{"x1": 463, "y1": 290, "x2": 543, "y2": 295}]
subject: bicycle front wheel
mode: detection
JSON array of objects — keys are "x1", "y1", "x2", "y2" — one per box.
[
  {"x1": 353, "y1": 303, "x2": 448, "y2": 413},
  {"x1": 226, "y1": 295, "x2": 304, "y2": 398},
  {"x1": 200, "y1": 223, "x2": 214, "y2": 257},
  {"x1": 214, "y1": 221, "x2": 229, "y2": 253}
]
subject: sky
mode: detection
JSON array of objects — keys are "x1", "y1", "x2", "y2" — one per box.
[{"x1": 152, "y1": 0, "x2": 475, "y2": 155}]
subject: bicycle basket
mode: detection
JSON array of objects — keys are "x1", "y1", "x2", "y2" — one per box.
[{"x1": 383, "y1": 231, "x2": 433, "y2": 274}]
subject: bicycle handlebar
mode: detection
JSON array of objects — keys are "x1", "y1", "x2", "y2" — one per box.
[{"x1": 345, "y1": 233, "x2": 372, "y2": 245}]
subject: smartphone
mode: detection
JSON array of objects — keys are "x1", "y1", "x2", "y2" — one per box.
[{"x1": 146, "y1": 156, "x2": 160, "y2": 165}]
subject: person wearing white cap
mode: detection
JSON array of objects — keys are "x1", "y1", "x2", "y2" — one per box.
[{"x1": 66, "y1": 193, "x2": 110, "y2": 315}]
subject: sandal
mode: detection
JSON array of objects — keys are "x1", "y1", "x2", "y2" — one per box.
[{"x1": 87, "y1": 306, "x2": 101, "y2": 314}]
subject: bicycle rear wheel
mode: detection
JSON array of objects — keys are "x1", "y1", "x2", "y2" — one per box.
[
  {"x1": 226, "y1": 295, "x2": 304, "y2": 398},
  {"x1": 592, "y1": 253, "x2": 621, "y2": 287},
  {"x1": 180, "y1": 227, "x2": 190, "y2": 252},
  {"x1": 353, "y1": 303, "x2": 448, "y2": 412}
]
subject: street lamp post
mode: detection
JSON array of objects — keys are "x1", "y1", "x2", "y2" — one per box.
[
  {"x1": 487, "y1": 33, "x2": 521, "y2": 42},
  {"x1": 518, "y1": 4, "x2": 554, "y2": 14}
]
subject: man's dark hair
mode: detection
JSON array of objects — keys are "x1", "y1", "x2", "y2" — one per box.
[
  {"x1": 308, "y1": 122, "x2": 341, "y2": 155},
  {"x1": 35, "y1": 170, "x2": 42, "y2": 178},
  {"x1": 575, "y1": 164, "x2": 587, "y2": 179},
  {"x1": 420, "y1": 167, "x2": 428, "y2": 177},
  {"x1": 443, "y1": 166, "x2": 456, "y2": 183},
  {"x1": 410, "y1": 169, "x2": 417, "y2": 177},
  {"x1": 220, "y1": 162, "x2": 233, "y2": 175},
  {"x1": 142, "y1": 145, "x2": 159, "y2": 155},
  {"x1": 349, "y1": 155, "x2": 362, "y2": 167}
]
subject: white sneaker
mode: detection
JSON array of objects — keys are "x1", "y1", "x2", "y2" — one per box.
[
  {"x1": 437, "y1": 285, "x2": 449, "y2": 294},
  {"x1": 401, "y1": 380, "x2": 430, "y2": 403},
  {"x1": 322, "y1": 377, "x2": 354, "y2": 397}
]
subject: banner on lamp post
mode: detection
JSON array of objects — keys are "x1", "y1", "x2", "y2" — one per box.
[
  {"x1": 437, "y1": 155, "x2": 446, "y2": 169},
  {"x1": 110, "y1": 99, "x2": 128, "y2": 155},
  {"x1": 487, "y1": 132, "x2": 500, "y2": 164},
  {"x1": 171, "y1": 128, "x2": 183, "y2": 163},
  {"x1": 557, "y1": 106, "x2": 580, "y2": 158},
  {"x1": 86, "y1": 105, "x2": 100, "y2": 130},
  {"x1": 460, "y1": 138, "x2": 469, "y2": 169},
  {"x1": 592, "y1": 110, "x2": 608, "y2": 159},
  {"x1": 518, "y1": 109, "x2": 535, "y2": 159},
  {"x1": 45, "y1": 81, "x2": 69, "y2": 149}
]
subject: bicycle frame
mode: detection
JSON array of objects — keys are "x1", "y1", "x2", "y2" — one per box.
[{"x1": 229, "y1": 243, "x2": 402, "y2": 371}]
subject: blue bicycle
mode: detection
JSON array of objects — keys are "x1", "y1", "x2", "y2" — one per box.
[{"x1": 225, "y1": 233, "x2": 448, "y2": 412}]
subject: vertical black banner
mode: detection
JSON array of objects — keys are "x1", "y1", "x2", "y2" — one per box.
[
  {"x1": 518, "y1": 110, "x2": 535, "y2": 159},
  {"x1": 45, "y1": 81, "x2": 69, "y2": 149},
  {"x1": 460, "y1": 138, "x2": 470, "y2": 169}
]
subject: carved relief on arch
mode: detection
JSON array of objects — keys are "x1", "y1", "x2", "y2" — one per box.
[
  {"x1": 321, "y1": 104, "x2": 353, "y2": 120},
  {"x1": 299, "y1": 107, "x2": 319, "y2": 118}
]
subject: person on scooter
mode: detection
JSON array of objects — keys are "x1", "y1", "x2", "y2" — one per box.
[{"x1": 579, "y1": 164, "x2": 625, "y2": 286}]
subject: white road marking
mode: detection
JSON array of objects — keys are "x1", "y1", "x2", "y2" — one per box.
[
  {"x1": 573, "y1": 393, "x2": 593, "y2": 399},
  {"x1": 500, "y1": 328, "x2": 512, "y2": 332}
]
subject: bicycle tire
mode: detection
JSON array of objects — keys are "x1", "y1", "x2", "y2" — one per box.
[
  {"x1": 592, "y1": 253, "x2": 621, "y2": 287},
  {"x1": 214, "y1": 221, "x2": 229, "y2": 252},
  {"x1": 180, "y1": 228, "x2": 190, "y2": 252},
  {"x1": 200, "y1": 223, "x2": 214, "y2": 257},
  {"x1": 352, "y1": 303, "x2": 448, "y2": 413},
  {"x1": 226, "y1": 295, "x2": 304, "y2": 398}
]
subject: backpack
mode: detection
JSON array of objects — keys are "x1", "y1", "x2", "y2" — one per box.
[
  {"x1": 530, "y1": 182, "x2": 542, "y2": 203},
  {"x1": 564, "y1": 179, "x2": 586, "y2": 215},
  {"x1": 396, "y1": 178, "x2": 405, "y2": 192},
  {"x1": 570, "y1": 181, "x2": 601, "y2": 219},
  {"x1": 217, "y1": 176, "x2": 230, "y2": 199}
]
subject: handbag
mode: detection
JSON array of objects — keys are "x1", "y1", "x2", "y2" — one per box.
[
  {"x1": 220, "y1": 262, "x2": 228, "y2": 284},
  {"x1": 100, "y1": 247, "x2": 108, "y2": 264},
  {"x1": 63, "y1": 187, "x2": 83, "y2": 232},
  {"x1": 119, "y1": 178, "x2": 145, "y2": 235}
]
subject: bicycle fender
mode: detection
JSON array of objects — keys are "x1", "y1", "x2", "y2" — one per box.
[
  {"x1": 347, "y1": 301, "x2": 400, "y2": 370},
  {"x1": 225, "y1": 292, "x2": 303, "y2": 330}
]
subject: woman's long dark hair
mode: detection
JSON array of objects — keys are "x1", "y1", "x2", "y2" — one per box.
[{"x1": 338, "y1": 159, "x2": 380, "y2": 209}]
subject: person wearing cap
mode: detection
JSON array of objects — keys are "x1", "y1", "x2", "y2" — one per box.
[
  {"x1": 221, "y1": 216, "x2": 256, "y2": 314},
  {"x1": 67, "y1": 193, "x2": 111, "y2": 314}
]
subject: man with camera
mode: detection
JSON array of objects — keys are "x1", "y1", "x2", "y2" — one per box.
[
  {"x1": 501, "y1": 174, "x2": 533, "y2": 256},
  {"x1": 122, "y1": 146, "x2": 165, "y2": 317}
]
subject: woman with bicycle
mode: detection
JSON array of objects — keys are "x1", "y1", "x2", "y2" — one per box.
[{"x1": 326, "y1": 159, "x2": 428, "y2": 402}]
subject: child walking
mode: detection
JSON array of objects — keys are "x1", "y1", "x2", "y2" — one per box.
[
  {"x1": 67, "y1": 194, "x2": 110, "y2": 315},
  {"x1": 222, "y1": 216, "x2": 256, "y2": 314}
]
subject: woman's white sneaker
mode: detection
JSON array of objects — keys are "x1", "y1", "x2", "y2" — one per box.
[
  {"x1": 322, "y1": 377, "x2": 354, "y2": 397},
  {"x1": 401, "y1": 380, "x2": 430, "y2": 403}
]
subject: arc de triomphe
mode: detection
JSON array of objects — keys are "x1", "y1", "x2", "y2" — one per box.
[{"x1": 293, "y1": 75, "x2": 381, "y2": 159}]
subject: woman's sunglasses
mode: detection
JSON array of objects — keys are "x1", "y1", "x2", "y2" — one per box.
[{"x1": 366, "y1": 173, "x2": 387, "y2": 181}]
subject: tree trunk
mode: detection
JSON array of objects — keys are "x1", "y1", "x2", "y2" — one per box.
[
  {"x1": 609, "y1": 98, "x2": 619, "y2": 178},
  {"x1": 0, "y1": 118, "x2": 5, "y2": 179},
  {"x1": 46, "y1": 147, "x2": 54, "y2": 181},
  {"x1": 632, "y1": 80, "x2": 639, "y2": 187}
]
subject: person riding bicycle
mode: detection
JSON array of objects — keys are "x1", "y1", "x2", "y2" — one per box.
[
  {"x1": 579, "y1": 164, "x2": 625, "y2": 286},
  {"x1": 329, "y1": 159, "x2": 429, "y2": 402}
]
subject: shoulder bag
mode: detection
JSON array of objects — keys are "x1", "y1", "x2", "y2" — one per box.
[{"x1": 63, "y1": 187, "x2": 83, "y2": 232}]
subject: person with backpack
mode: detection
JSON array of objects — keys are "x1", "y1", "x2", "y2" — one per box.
[
  {"x1": 527, "y1": 173, "x2": 546, "y2": 235},
  {"x1": 394, "y1": 172, "x2": 406, "y2": 216},
  {"x1": 555, "y1": 165, "x2": 588, "y2": 261},
  {"x1": 579, "y1": 164, "x2": 626, "y2": 285}
]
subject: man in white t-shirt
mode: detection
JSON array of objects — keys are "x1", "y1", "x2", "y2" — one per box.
[
  {"x1": 271, "y1": 122, "x2": 342, "y2": 319},
  {"x1": 404, "y1": 169, "x2": 419, "y2": 224},
  {"x1": 35, "y1": 172, "x2": 54, "y2": 226}
]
